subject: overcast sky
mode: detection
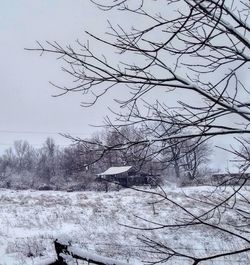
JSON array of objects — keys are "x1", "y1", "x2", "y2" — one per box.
[
  {"x1": 0, "y1": 0, "x2": 113, "y2": 150},
  {"x1": 0, "y1": 1, "x2": 241, "y2": 170}
]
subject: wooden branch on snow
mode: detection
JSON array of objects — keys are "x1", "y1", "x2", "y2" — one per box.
[{"x1": 51, "y1": 239, "x2": 131, "y2": 265}]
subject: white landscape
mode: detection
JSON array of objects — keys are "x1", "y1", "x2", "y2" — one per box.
[
  {"x1": 1, "y1": 1, "x2": 250, "y2": 264},
  {"x1": 0, "y1": 185, "x2": 249, "y2": 265}
]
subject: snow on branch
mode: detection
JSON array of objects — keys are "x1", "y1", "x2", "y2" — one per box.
[
  {"x1": 67, "y1": 246, "x2": 131, "y2": 265},
  {"x1": 52, "y1": 238, "x2": 132, "y2": 265}
]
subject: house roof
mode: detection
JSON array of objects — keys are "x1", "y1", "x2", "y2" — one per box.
[{"x1": 97, "y1": 166, "x2": 132, "y2": 176}]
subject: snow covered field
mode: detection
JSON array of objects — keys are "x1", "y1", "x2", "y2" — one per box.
[{"x1": 0, "y1": 185, "x2": 249, "y2": 264}]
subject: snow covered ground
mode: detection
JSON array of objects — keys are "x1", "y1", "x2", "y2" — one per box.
[{"x1": 0, "y1": 185, "x2": 249, "y2": 264}]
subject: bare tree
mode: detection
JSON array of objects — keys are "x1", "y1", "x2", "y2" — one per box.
[
  {"x1": 27, "y1": 0, "x2": 250, "y2": 263},
  {"x1": 162, "y1": 135, "x2": 211, "y2": 181},
  {"x1": 35, "y1": 137, "x2": 59, "y2": 185},
  {"x1": 13, "y1": 140, "x2": 35, "y2": 172}
]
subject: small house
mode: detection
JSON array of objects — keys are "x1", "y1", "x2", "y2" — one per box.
[{"x1": 96, "y1": 166, "x2": 151, "y2": 188}]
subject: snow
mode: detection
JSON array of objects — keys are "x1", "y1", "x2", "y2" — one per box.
[
  {"x1": 57, "y1": 234, "x2": 72, "y2": 246},
  {"x1": 34, "y1": 257, "x2": 57, "y2": 265},
  {"x1": 0, "y1": 186, "x2": 249, "y2": 264},
  {"x1": 97, "y1": 166, "x2": 132, "y2": 175},
  {"x1": 66, "y1": 246, "x2": 130, "y2": 265}
]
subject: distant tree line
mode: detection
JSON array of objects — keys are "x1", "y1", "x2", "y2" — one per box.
[{"x1": 0, "y1": 126, "x2": 212, "y2": 190}]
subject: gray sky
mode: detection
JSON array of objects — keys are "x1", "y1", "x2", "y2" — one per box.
[
  {"x1": 0, "y1": 0, "x2": 112, "y2": 150},
  {"x1": 0, "y1": 1, "x2": 243, "y2": 170}
]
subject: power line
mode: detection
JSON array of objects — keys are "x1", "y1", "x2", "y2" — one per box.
[
  {"x1": 0, "y1": 130, "x2": 91, "y2": 136},
  {"x1": 0, "y1": 143, "x2": 13, "y2": 146},
  {"x1": 0, "y1": 142, "x2": 71, "y2": 147},
  {"x1": 0, "y1": 143, "x2": 70, "y2": 146}
]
